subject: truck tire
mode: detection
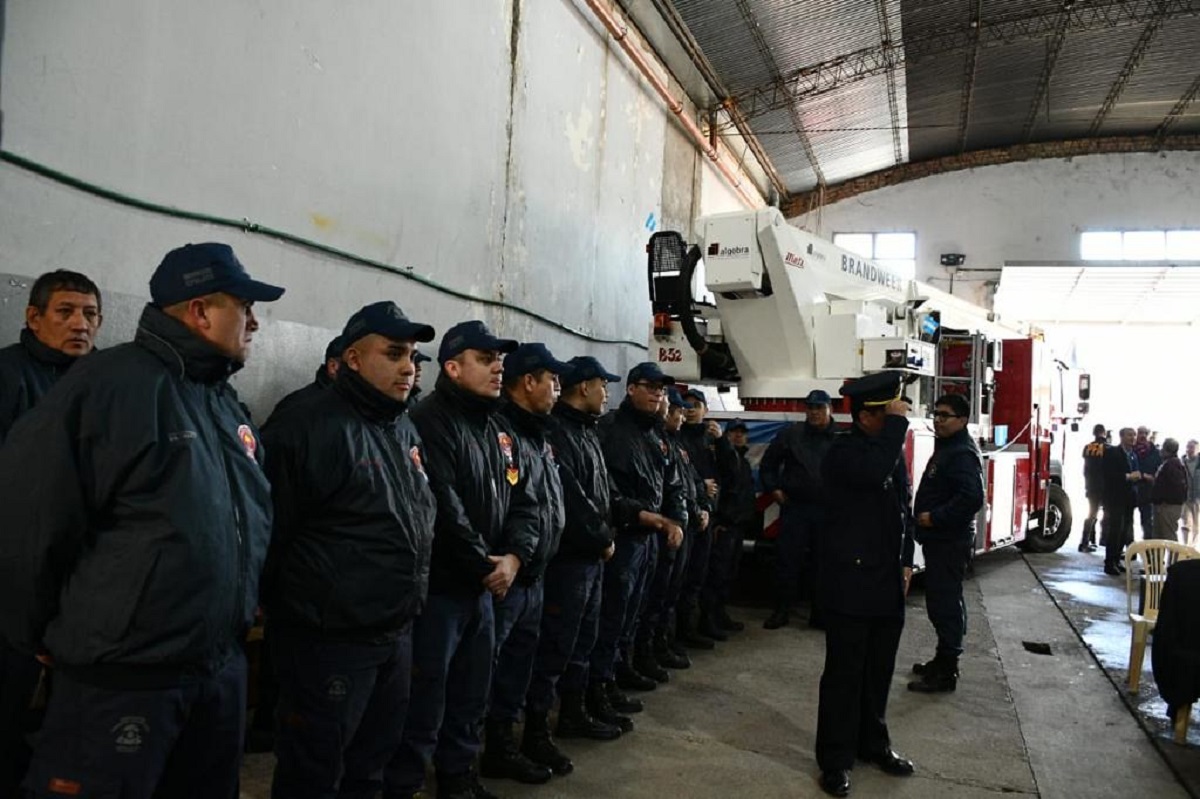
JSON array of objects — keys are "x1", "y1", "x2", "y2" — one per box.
[{"x1": 1019, "y1": 483, "x2": 1072, "y2": 553}]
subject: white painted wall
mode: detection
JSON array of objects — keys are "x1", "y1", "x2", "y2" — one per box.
[
  {"x1": 0, "y1": 0, "x2": 749, "y2": 418},
  {"x1": 791, "y1": 151, "x2": 1200, "y2": 306}
]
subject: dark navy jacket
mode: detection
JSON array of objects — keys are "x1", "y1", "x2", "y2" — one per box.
[
  {"x1": 819, "y1": 416, "x2": 915, "y2": 618},
  {"x1": 547, "y1": 401, "x2": 616, "y2": 561},
  {"x1": 759, "y1": 421, "x2": 836, "y2": 507},
  {"x1": 0, "y1": 306, "x2": 272, "y2": 687},
  {"x1": 498, "y1": 399, "x2": 565, "y2": 584},
  {"x1": 0, "y1": 328, "x2": 81, "y2": 445},
  {"x1": 913, "y1": 428, "x2": 985, "y2": 545},
  {"x1": 261, "y1": 369, "x2": 436, "y2": 642},
  {"x1": 598, "y1": 400, "x2": 688, "y2": 533}
]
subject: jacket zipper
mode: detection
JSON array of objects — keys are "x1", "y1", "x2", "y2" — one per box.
[{"x1": 210, "y1": 389, "x2": 247, "y2": 638}]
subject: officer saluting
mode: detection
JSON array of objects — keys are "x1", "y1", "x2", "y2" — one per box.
[{"x1": 815, "y1": 372, "x2": 916, "y2": 798}]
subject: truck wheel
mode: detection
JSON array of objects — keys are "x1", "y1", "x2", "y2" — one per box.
[{"x1": 1019, "y1": 483, "x2": 1072, "y2": 553}]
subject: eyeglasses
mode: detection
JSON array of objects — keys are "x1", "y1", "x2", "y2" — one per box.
[
  {"x1": 632, "y1": 382, "x2": 666, "y2": 394},
  {"x1": 931, "y1": 412, "x2": 963, "y2": 420}
]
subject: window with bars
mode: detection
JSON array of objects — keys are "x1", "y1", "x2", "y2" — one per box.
[{"x1": 1080, "y1": 230, "x2": 1200, "y2": 261}]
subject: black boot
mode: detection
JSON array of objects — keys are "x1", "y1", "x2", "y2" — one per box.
[
  {"x1": 615, "y1": 653, "x2": 658, "y2": 691},
  {"x1": 436, "y1": 769, "x2": 500, "y2": 799},
  {"x1": 677, "y1": 606, "x2": 716, "y2": 650},
  {"x1": 579, "y1": 683, "x2": 632, "y2": 735},
  {"x1": 632, "y1": 641, "x2": 671, "y2": 683},
  {"x1": 605, "y1": 681, "x2": 644, "y2": 714},
  {"x1": 480, "y1": 718, "x2": 553, "y2": 784},
  {"x1": 653, "y1": 630, "x2": 691, "y2": 669},
  {"x1": 907, "y1": 656, "x2": 958, "y2": 693},
  {"x1": 665, "y1": 623, "x2": 689, "y2": 658},
  {"x1": 521, "y1": 710, "x2": 574, "y2": 776},
  {"x1": 697, "y1": 612, "x2": 729, "y2": 642},
  {"x1": 763, "y1": 605, "x2": 790, "y2": 630},
  {"x1": 716, "y1": 606, "x2": 745, "y2": 632}
]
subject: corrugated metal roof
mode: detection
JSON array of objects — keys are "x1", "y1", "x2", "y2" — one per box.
[{"x1": 665, "y1": 0, "x2": 1200, "y2": 195}]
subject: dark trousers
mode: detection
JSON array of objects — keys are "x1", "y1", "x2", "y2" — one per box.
[
  {"x1": 1103, "y1": 503, "x2": 1136, "y2": 567},
  {"x1": 270, "y1": 626, "x2": 413, "y2": 799},
  {"x1": 815, "y1": 612, "x2": 904, "y2": 773},
  {"x1": 526, "y1": 559, "x2": 603, "y2": 714},
  {"x1": 1, "y1": 642, "x2": 42, "y2": 796},
  {"x1": 622, "y1": 535, "x2": 661, "y2": 654},
  {"x1": 590, "y1": 534, "x2": 653, "y2": 682},
  {"x1": 1138, "y1": 502, "x2": 1154, "y2": 541},
  {"x1": 703, "y1": 523, "x2": 744, "y2": 614},
  {"x1": 489, "y1": 582, "x2": 543, "y2": 724},
  {"x1": 639, "y1": 531, "x2": 687, "y2": 644},
  {"x1": 22, "y1": 651, "x2": 246, "y2": 799},
  {"x1": 663, "y1": 525, "x2": 695, "y2": 631},
  {"x1": 678, "y1": 526, "x2": 712, "y2": 618},
  {"x1": 921, "y1": 539, "x2": 971, "y2": 659},
  {"x1": 1083, "y1": 497, "x2": 1101, "y2": 547},
  {"x1": 774, "y1": 506, "x2": 823, "y2": 606},
  {"x1": 385, "y1": 591, "x2": 494, "y2": 794}
]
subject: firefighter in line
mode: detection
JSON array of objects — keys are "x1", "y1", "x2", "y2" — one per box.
[
  {"x1": 522, "y1": 357, "x2": 625, "y2": 776},
  {"x1": 815, "y1": 371, "x2": 915, "y2": 798},
  {"x1": 0, "y1": 243, "x2": 284, "y2": 797},
  {"x1": 481, "y1": 344, "x2": 570, "y2": 786},
  {"x1": 1080, "y1": 423, "x2": 1108, "y2": 553},
  {"x1": 908, "y1": 394, "x2": 985, "y2": 694},
  {"x1": 384, "y1": 321, "x2": 539, "y2": 799},
  {"x1": 260, "y1": 301, "x2": 437, "y2": 798},
  {"x1": 759, "y1": 389, "x2": 836, "y2": 631},
  {"x1": 589, "y1": 363, "x2": 687, "y2": 707},
  {"x1": 0, "y1": 269, "x2": 103, "y2": 795},
  {"x1": 703, "y1": 419, "x2": 753, "y2": 638},
  {"x1": 676, "y1": 389, "x2": 723, "y2": 648}
]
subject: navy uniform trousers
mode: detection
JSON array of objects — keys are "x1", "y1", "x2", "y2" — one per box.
[
  {"x1": 0, "y1": 642, "x2": 42, "y2": 796},
  {"x1": 270, "y1": 625, "x2": 413, "y2": 799},
  {"x1": 590, "y1": 534, "x2": 654, "y2": 682},
  {"x1": 920, "y1": 539, "x2": 972, "y2": 660},
  {"x1": 489, "y1": 582, "x2": 544, "y2": 724},
  {"x1": 526, "y1": 559, "x2": 604, "y2": 714},
  {"x1": 22, "y1": 651, "x2": 246, "y2": 799}
]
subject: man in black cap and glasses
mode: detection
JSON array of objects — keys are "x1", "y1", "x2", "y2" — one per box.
[
  {"x1": 0, "y1": 242, "x2": 284, "y2": 798},
  {"x1": 814, "y1": 372, "x2": 916, "y2": 798},
  {"x1": 261, "y1": 301, "x2": 437, "y2": 798}
]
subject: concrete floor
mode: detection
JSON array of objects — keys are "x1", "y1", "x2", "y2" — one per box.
[{"x1": 240, "y1": 545, "x2": 1197, "y2": 798}]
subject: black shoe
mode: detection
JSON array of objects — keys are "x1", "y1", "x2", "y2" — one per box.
[
  {"x1": 1086, "y1": 543, "x2": 1098, "y2": 553},
  {"x1": 522, "y1": 711, "x2": 574, "y2": 776},
  {"x1": 716, "y1": 608, "x2": 745, "y2": 632},
  {"x1": 697, "y1": 615, "x2": 729, "y2": 642},
  {"x1": 481, "y1": 719, "x2": 553, "y2": 784},
  {"x1": 1078, "y1": 542, "x2": 1089, "y2": 552},
  {"x1": 436, "y1": 770, "x2": 500, "y2": 799},
  {"x1": 605, "y1": 682, "x2": 644, "y2": 714},
  {"x1": 632, "y1": 646, "x2": 670, "y2": 682},
  {"x1": 615, "y1": 660, "x2": 658, "y2": 691},
  {"x1": 861, "y1": 749, "x2": 915, "y2": 776},
  {"x1": 819, "y1": 769, "x2": 851, "y2": 797},
  {"x1": 1104, "y1": 563, "x2": 1121, "y2": 576},
  {"x1": 556, "y1": 690, "x2": 622, "y2": 741},
  {"x1": 582, "y1": 682, "x2": 633, "y2": 734},
  {"x1": 654, "y1": 633, "x2": 691, "y2": 669},
  {"x1": 678, "y1": 627, "x2": 716, "y2": 649},
  {"x1": 908, "y1": 670, "x2": 957, "y2": 693},
  {"x1": 911, "y1": 658, "x2": 936, "y2": 676},
  {"x1": 763, "y1": 607, "x2": 790, "y2": 630}
]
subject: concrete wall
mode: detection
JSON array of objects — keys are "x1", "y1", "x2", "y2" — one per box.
[
  {"x1": 791, "y1": 151, "x2": 1200, "y2": 306},
  {"x1": 0, "y1": 0, "x2": 741, "y2": 419}
]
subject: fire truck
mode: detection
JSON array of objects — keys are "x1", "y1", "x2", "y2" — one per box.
[{"x1": 646, "y1": 208, "x2": 1089, "y2": 565}]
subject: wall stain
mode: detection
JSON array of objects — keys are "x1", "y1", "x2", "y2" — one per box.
[{"x1": 310, "y1": 213, "x2": 335, "y2": 231}]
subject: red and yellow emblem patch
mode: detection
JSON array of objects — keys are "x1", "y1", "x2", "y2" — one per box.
[
  {"x1": 410, "y1": 446, "x2": 427, "y2": 480},
  {"x1": 237, "y1": 424, "x2": 258, "y2": 460},
  {"x1": 498, "y1": 432, "x2": 519, "y2": 486}
]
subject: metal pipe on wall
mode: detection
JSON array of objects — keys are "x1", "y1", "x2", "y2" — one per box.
[{"x1": 582, "y1": 0, "x2": 761, "y2": 210}]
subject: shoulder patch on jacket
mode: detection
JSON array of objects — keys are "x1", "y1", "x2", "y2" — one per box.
[
  {"x1": 498, "y1": 432, "x2": 519, "y2": 485},
  {"x1": 237, "y1": 424, "x2": 258, "y2": 460},
  {"x1": 410, "y1": 446, "x2": 428, "y2": 480}
]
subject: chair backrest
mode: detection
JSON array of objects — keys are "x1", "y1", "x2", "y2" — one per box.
[{"x1": 1126, "y1": 541, "x2": 1200, "y2": 618}]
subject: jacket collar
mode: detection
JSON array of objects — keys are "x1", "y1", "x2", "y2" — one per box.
[
  {"x1": 433, "y1": 372, "x2": 501, "y2": 420},
  {"x1": 315, "y1": 365, "x2": 334, "y2": 388},
  {"x1": 502, "y1": 398, "x2": 550, "y2": 438},
  {"x1": 20, "y1": 327, "x2": 77, "y2": 370},
  {"x1": 334, "y1": 367, "x2": 408, "y2": 425},
  {"x1": 935, "y1": 426, "x2": 974, "y2": 450},
  {"x1": 134, "y1": 304, "x2": 242, "y2": 384},
  {"x1": 618, "y1": 397, "x2": 659, "y2": 431},
  {"x1": 553, "y1": 400, "x2": 599, "y2": 427}
]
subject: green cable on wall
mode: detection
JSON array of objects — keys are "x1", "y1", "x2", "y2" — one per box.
[{"x1": 0, "y1": 149, "x2": 648, "y2": 350}]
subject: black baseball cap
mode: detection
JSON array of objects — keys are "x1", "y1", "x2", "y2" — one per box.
[
  {"x1": 804, "y1": 389, "x2": 832, "y2": 406},
  {"x1": 561, "y1": 356, "x2": 621, "y2": 389},
  {"x1": 438, "y1": 321, "x2": 519, "y2": 363},
  {"x1": 340, "y1": 301, "x2": 435, "y2": 347},
  {"x1": 150, "y1": 243, "x2": 285, "y2": 306},
  {"x1": 504, "y1": 343, "x2": 572, "y2": 381},
  {"x1": 323, "y1": 336, "x2": 345, "y2": 361},
  {"x1": 666, "y1": 387, "x2": 688, "y2": 409},
  {"x1": 683, "y1": 387, "x2": 707, "y2": 405},
  {"x1": 626, "y1": 362, "x2": 675, "y2": 386},
  {"x1": 414, "y1": 351, "x2": 432, "y2": 364},
  {"x1": 839, "y1": 372, "x2": 904, "y2": 407},
  {"x1": 727, "y1": 419, "x2": 749, "y2": 432}
]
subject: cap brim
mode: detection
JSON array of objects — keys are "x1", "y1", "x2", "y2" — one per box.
[
  {"x1": 228, "y1": 279, "x2": 285, "y2": 303},
  {"x1": 601, "y1": 371, "x2": 621, "y2": 382},
  {"x1": 397, "y1": 322, "x2": 436, "y2": 343}
]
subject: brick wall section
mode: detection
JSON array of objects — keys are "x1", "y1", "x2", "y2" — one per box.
[{"x1": 782, "y1": 135, "x2": 1200, "y2": 217}]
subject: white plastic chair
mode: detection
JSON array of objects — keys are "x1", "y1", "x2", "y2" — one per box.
[{"x1": 1125, "y1": 540, "x2": 1200, "y2": 692}]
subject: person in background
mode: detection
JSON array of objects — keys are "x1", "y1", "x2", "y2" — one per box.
[
  {"x1": 0, "y1": 242, "x2": 283, "y2": 797},
  {"x1": 759, "y1": 389, "x2": 836, "y2": 630},
  {"x1": 0, "y1": 268, "x2": 103, "y2": 796},
  {"x1": 675, "y1": 389, "x2": 722, "y2": 650},
  {"x1": 1079, "y1": 424, "x2": 1107, "y2": 553},
  {"x1": 702, "y1": 420, "x2": 753, "y2": 639},
  {"x1": 409, "y1": 350, "x2": 432, "y2": 404},
  {"x1": 1182, "y1": 440, "x2": 1200, "y2": 547},
  {"x1": 1151, "y1": 438, "x2": 1188, "y2": 542},
  {"x1": 1102, "y1": 427, "x2": 1142, "y2": 576},
  {"x1": 1134, "y1": 426, "x2": 1161, "y2": 540},
  {"x1": 263, "y1": 334, "x2": 343, "y2": 424}
]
